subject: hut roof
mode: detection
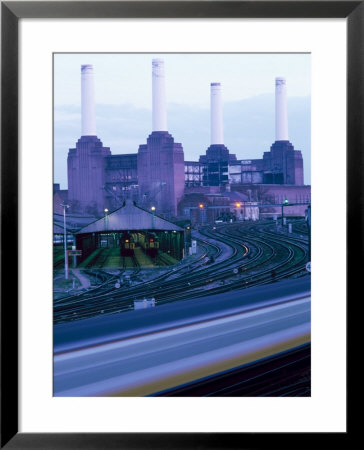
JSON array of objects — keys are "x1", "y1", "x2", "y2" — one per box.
[{"x1": 76, "y1": 200, "x2": 183, "y2": 234}]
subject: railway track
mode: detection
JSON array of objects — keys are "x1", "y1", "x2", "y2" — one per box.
[
  {"x1": 159, "y1": 221, "x2": 308, "y2": 299},
  {"x1": 221, "y1": 221, "x2": 308, "y2": 280},
  {"x1": 153, "y1": 343, "x2": 310, "y2": 397},
  {"x1": 53, "y1": 237, "x2": 229, "y2": 322},
  {"x1": 53, "y1": 220, "x2": 310, "y2": 323}
]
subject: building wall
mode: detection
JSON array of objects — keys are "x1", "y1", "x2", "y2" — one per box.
[
  {"x1": 185, "y1": 161, "x2": 204, "y2": 187},
  {"x1": 229, "y1": 159, "x2": 264, "y2": 185},
  {"x1": 232, "y1": 184, "x2": 311, "y2": 217},
  {"x1": 104, "y1": 154, "x2": 138, "y2": 210},
  {"x1": 53, "y1": 190, "x2": 69, "y2": 214},
  {"x1": 138, "y1": 131, "x2": 185, "y2": 217},
  {"x1": 263, "y1": 140, "x2": 304, "y2": 185},
  {"x1": 67, "y1": 136, "x2": 111, "y2": 216},
  {"x1": 185, "y1": 141, "x2": 304, "y2": 189},
  {"x1": 199, "y1": 144, "x2": 236, "y2": 187},
  {"x1": 66, "y1": 136, "x2": 308, "y2": 220}
]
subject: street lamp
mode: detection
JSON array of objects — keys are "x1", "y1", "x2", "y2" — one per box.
[
  {"x1": 104, "y1": 208, "x2": 109, "y2": 231},
  {"x1": 281, "y1": 199, "x2": 289, "y2": 224},
  {"x1": 60, "y1": 203, "x2": 70, "y2": 280},
  {"x1": 151, "y1": 206, "x2": 156, "y2": 229},
  {"x1": 235, "y1": 202, "x2": 242, "y2": 220},
  {"x1": 199, "y1": 203, "x2": 205, "y2": 225}
]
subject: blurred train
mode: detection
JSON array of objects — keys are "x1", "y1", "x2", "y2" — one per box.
[
  {"x1": 120, "y1": 232, "x2": 136, "y2": 256},
  {"x1": 139, "y1": 232, "x2": 159, "y2": 257},
  {"x1": 54, "y1": 277, "x2": 311, "y2": 397}
]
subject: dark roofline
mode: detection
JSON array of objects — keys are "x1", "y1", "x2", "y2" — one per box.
[
  {"x1": 106, "y1": 153, "x2": 138, "y2": 158},
  {"x1": 76, "y1": 229, "x2": 183, "y2": 235}
]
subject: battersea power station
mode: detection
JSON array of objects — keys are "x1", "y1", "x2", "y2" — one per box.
[{"x1": 58, "y1": 59, "x2": 310, "y2": 226}]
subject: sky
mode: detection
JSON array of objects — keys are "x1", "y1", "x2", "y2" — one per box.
[{"x1": 54, "y1": 53, "x2": 311, "y2": 188}]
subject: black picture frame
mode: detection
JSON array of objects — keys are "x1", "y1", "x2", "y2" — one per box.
[{"x1": 1, "y1": 1, "x2": 357, "y2": 448}]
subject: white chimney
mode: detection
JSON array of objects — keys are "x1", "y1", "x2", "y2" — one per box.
[
  {"x1": 275, "y1": 77, "x2": 288, "y2": 141},
  {"x1": 81, "y1": 64, "x2": 96, "y2": 136},
  {"x1": 152, "y1": 59, "x2": 167, "y2": 131},
  {"x1": 211, "y1": 82, "x2": 224, "y2": 145}
]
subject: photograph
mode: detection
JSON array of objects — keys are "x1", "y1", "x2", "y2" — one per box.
[
  {"x1": 1, "y1": 0, "x2": 354, "y2": 446},
  {"x1": 53, "y1": 52, "x2": 311, "y2": 397}
]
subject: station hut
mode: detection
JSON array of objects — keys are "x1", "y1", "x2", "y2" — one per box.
[{"x1": 75, "y1": 200, "x2": 185, "y2": 263}]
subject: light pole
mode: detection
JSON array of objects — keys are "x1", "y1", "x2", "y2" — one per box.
[
  {"x1": 199, "y1": 203, "x2": 204, "y2": 225},
  {"x1": 151, "y1": 206, "x2": 156, "y2": 229},
  {"x1": 185, "y1": 225, "x2": 190, "y2": 257},
  {"x1": 104, "y1": 208, "x2": 109, "y2": 229},
  {"x1": 281, "y1": 198, "x2": 289, "y2": 225},
  {"x1": 61, "y1": 203, "x2": 70, "y2": 280},
  {"x1": 235, "y1": 202, "x2": 241, "y2": 220}
]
